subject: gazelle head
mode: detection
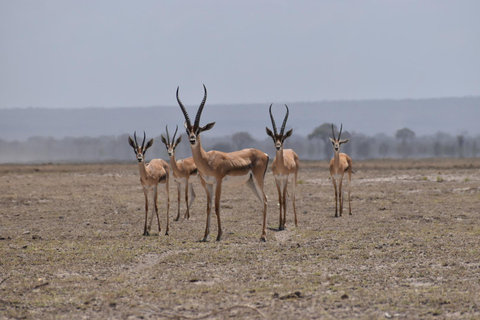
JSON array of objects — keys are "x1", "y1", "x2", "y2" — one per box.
[
  {"x1": 176, "y1": 84, "x2": 215, "y2": 146},
  {"x1": 266, "y1": 104, "x2": 293, "y2": 151},
  {"x1": 128, "y1": 131, "x2": 154, "y2": 163},
  {"x1": 329, "y1": 123, "x2": 350, "y2": 152},
  {"x1": 161, "y1": 125, "x2": 182, "y2": 157}
]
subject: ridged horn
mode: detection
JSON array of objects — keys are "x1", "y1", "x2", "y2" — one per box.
[
  {"x1": 280, "y1": 104, "x2": 289, "y2": 135},
  {"x1": 172, "y1": 125, "x2": 178, "y2": 143},
  {"x1": 177, "y1": 86, "x2": 192, "y2": 128},
  {"x1": 133, "y1": 131, "x2": 139, "y2": 148},
  {"x1": 141, "y1": 131, "x2": 146, "y2": 150},
  {"x1": 166, "y1": 125, "x2": 170, "y2": 144},
  {"x1": 269, "y1": 103, "x2": 278, "y2": 136},
  {"x1": 194, "y1": 84, "x2": 208, "y2": 128}
]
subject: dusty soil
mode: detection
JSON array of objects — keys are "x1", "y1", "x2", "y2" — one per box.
[{"x1": 1, "y1": 158, "x2": 480, "y2": 319}]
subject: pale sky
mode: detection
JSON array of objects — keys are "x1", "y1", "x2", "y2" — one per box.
[{"x1": 1, "y1": 0, "x2": 479, "y2": 109}]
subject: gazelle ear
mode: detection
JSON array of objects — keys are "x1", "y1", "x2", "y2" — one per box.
[
  {"x1": 175, "y1": 135, "x2": 182, "y2": 146},
  {"x1": 144, "y1": 138, "x2": 154, "y2": 152},
  {"x1": 161, "y1": 135, "x2": 168, "y2": 145},
  {"x1": 340, "y1": 139, "x2": 350, "y2": 145},
  {"x1": 266, "y1": 127, "x2": 274, "y2": 138},
  {"x1": 184, "y1": 121, "x2": 189, "y2": 130},
  {"x1": 128, "y1": 136, "x2": 136, "y2": 149},
  {"x1": 200, "y1": 122, "x2": 215, "y2": 133},
  {"x1": 284, "y1": 128, "x2": 293, "y2": 139},
  {"x1": 329, "y1": 137, "x2": 335, "y2": 144}
]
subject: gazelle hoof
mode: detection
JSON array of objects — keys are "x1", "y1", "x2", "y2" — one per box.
[{"x1": 260, "y1": 236, "x2": 267, "y2": 242}]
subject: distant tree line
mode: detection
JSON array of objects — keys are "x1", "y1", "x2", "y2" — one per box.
[{"x1": 0, "y1": 123, "x2": 478, "y2": 164}]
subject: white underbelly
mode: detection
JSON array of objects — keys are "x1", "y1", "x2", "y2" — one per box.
[
  {"x1": 223, "y1": 171, "x2": 251, "y2": 187},
  {"x1": 173, "y1": 177, "x2": 187, "y2": 185},
  {"x1": 275, "y1": 174, "x2": 289, "y2": 181},
  {"x1": 201, "y1": 171, "x2": 251, "y2": 187}
]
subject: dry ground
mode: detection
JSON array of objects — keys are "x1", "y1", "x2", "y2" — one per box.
[{"x1": 1, "y1": 158, "x2": 480, "y2": 319}]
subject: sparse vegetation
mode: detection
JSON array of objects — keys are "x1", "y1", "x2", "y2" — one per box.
[{"x1": 1, "y1": 158, "x2": 480, "y2": 319}]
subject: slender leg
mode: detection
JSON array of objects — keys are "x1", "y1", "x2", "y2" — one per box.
[
  {"x1": 202, "y1": 180, "x2": 213, "y2": 242},
  {"x1": 154, "y1": 186, "x2": 162, "y2": 234},
  {"x1": 215, "y1": 181, "x2": 223, "y2": 241},
  {"x1": 292, "y1": 175, "x2": 298, "y2": 227},
  {"x1": 348, "y1": 171, "x2": 352, "y2": 215},
  {"x1": 184, "y1": 181, "x2": 190, "y2": 219},
  {"x1": 250, "y1": 174, "x2": 268, "y2": 242},
  {"x1": 275, "y1": 179, "x2": 283, "y2": 230},
  {"x1": 165, "y1": 180, "x2": 170, "y2": 235},
  {"x1": 282, "y1": 180, "x2": 288, "y2": 229},
  {"x1": 175, "y1": 182, "x2": 181, "y2": 221},
  {"x1": 188, "y1": 182, "x2": 196, "y2": 208},
  {"x1": 261, "y1": 191, "x2": 268, "y2": 242},
  {"x1": 332, "y1": 177, "x2": 338, "y2": 217},
  {"x1": 339, "y1": 175, "x2": 344, "y2": 216},
  {"x1": 143, "y1": 188, "x2": 149, "y2": 236}
]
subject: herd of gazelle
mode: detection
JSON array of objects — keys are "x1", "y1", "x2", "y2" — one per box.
[{"x1": 127, "y1": 85, "x2": 353, "y2": 241}]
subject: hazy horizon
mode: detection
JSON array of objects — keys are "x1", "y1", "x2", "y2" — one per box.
[
  {"x1": 1, "y1": 1, "x2": 479, "y2": 109},
  {"x1": 1, "y1": 97, "x2": 479, "y2": 142}
]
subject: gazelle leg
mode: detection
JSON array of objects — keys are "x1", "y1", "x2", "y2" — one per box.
[
  {"x1": 332, "y1": 177, "x2": 338, "y2": 217},
  {"x1": 348, "y1": 173, "x2": 352, "y2": 215},
  {"x1": 339, "y1": 176, "x2": 344, "y2": 216},
  {"x1": 184, "y1": 181, "x2": 190, "y2": 220},
  {"x1": 202, "y1": 181, "x2": 213, "y2": 242},
  {"x1": 250, "y1": 174, "x2": 268, "y2": 242},
  {"x1": 154, "y1": 186, "x2": 162, "y2": 234},
  {"x1": 282, "y1": 180, "x2": 288, "y2": 229},
  {"x1": 165, "y1": 181, "x2": 170, "y2": 235},
  {"x1": 292, "y1": 176, "x2": 298, "y2": 227},
  {"x1": 214, "y1": 181, "x2": 223, "y2": 241},
  {"x1": 261, "y1": 191, "x2": 268, "y2": 242},
  {"x1": 143, "y1": 188, "x2": 149, "y2": 236},
  {"x1": 188, "y1": 183, "x2": 196, "y2": 208},
  {"x1": 147, "y1": 189, "x2": 155, "y2": 233},
  {"x1": 275, "y1": 179, "x2": 283, "y2": 230},
  {"x1": 175, "y1": 182, "x2": 181, "y2": 221}
]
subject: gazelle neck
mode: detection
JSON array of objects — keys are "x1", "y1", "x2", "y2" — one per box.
[
  {"x1": 189, "y1": 134, "x2": 212, "y2": 174},
  {"x1": 190, "y1": 135, "x2": 207, "y2": 160},
  {"x1": 333, "y1": 149, "x2": 341, "y2": 167},
  {"x1": 276, "y1": 147, "x2": 285, "y2": 163},
  {"x1": 138, "y1": 160, "x2": 148, "y2": 182},
  {"x1": 169, "y1": 153, "x2": 178, "y2": 171}
]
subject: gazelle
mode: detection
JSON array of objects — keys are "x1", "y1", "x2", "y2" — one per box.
[
  {"x1": 161, "y1": 125, "x2": 199, "y2": 221},
  {"x1": 177, "y1": 85, "x2": 270, "y2": 242},
  {"x1": 329, "y1": 124, "x2": 353, "y2": 217},
  {"x1": 266, "y1": 104, "x2": 299, "y2": 230},
  {"x1": 128, "y1": 131, "x2": 171, "y2": 235}
]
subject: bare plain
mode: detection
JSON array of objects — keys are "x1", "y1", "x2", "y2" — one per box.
[{"x1": 1, "y1": 158, "x2": 480, "y2": 319}]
